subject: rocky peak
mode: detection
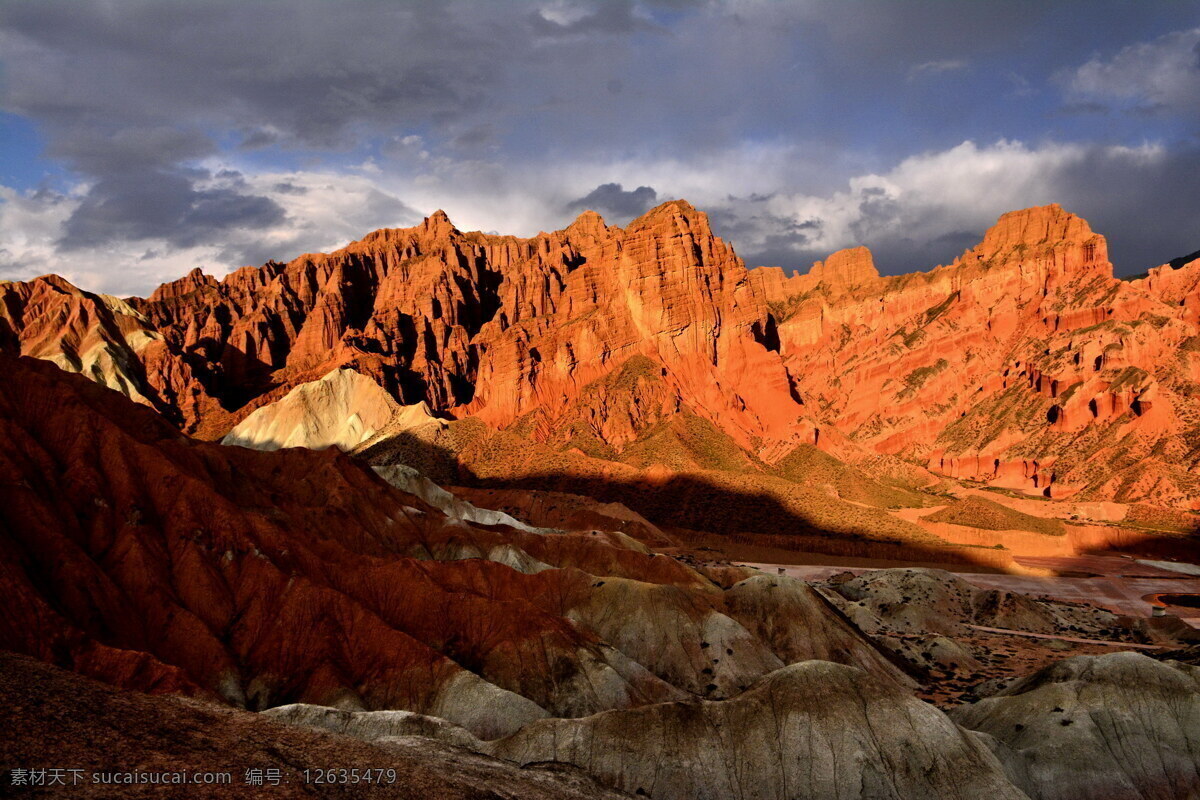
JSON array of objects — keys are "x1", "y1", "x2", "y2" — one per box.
[
  {"x1": 31, "y1": 273, "x2": 83, "y2": 295},
  {"x1": 422, "y1": 209, "x2": 457, "y2": 239},
  {"x1": 148, "y1": 266, "x2": 218, "y2": 303},
  {"x1": 627, "y1": 199, "x2": 708, "y2": 234},
  {"x1": 950, "y1": 204, "x2": 1111, "y2": 281},
  {"x1": 564, "y1": 209, "x2": 610, "y2": 237},
  {"x1": 808, "y1": 246, "x2": 879, "y2": 289},
  {"x1": 976, "y1": 204, "x2": 1100, "y2": 258}
]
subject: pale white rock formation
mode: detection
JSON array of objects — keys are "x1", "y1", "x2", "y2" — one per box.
[
  {"x1": 483, "y1": 660, "x2": 1030, "y2": 800},
  {"x1": 262, "y1": 703, "x2": 485, "y2": 750},
  {"x1": 951, "y1": 652, "x2": 1200, "y2": 800},
  {"x1": 1136, "y1": 559, "x2": 1200, "y2": 576},
  {"x1": 373, "y1": 463, "x2": 545, "y2": 533},
  {"x1": 820, "y1": 568, "x2": 1124, "y2": 638},
  {"x1": 421, "y1": 668, "x2": 550, "y2": 741},
  {"x1": 222, "y1": 368, "x2": 443, "y2": 451},
  {"x1": 723, "y1": 574, "x2": 914, "y2": 687},
  {"x1": 566, "y1": 577, "x2": 784, "y2": 699}
]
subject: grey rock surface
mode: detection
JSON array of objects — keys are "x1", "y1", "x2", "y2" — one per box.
[
  {"x1": 484, "y1": 660, "x2": 1030, "y2": 800},
  {"x1": 951, "y1": 652, "x2": 1200, "y2": 800}
]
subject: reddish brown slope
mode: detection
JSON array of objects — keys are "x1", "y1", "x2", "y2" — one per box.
[
  {"x1": 0, "y1": 355, "x2": 911, "y2": 735},
  {"x1": 0, "y1": 274, "x2": 214, "y2": 426},
  {"x1": 0, "y1": 355, "x2": 671, "y2": 736}
]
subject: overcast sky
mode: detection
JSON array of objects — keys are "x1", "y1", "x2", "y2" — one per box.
[{"x1": 1, "y1": 0, "x2": 1199, "y2": 294}]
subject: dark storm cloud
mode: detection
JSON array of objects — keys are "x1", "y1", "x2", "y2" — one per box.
[
  {"x1": 37, "y1": 123, "x2": 289, "y2": 252},
  {"x1": 239, "y1": 128, "x2": 283, "y2": 150},
  {"x1": 46, "y1": 127, "x2": 216, "y2": 174},
  {"x1": 59, "y1": 169, "x2": 285, "y2": 250},
  {"x1": 742, "y1": 227, "x2": 982, "y2": 279},
  {"x1": 272, "y1": 182, "x2": 308, "y2": 196},
  {"x1": 567, "y1": 183, "x2": 659, "y2": 221},
  {"x1": 215, "y1": 186, "x2": 419, "y2": 270},
  {"x1": 0, "y1": 0, "x2": 518, "y2": 258},
  {"x1": 1, "y1": 1, "x2": 1190, "y2": 170},
  {"x1": 728, "y1": 144, "x2": 1200, "y2": 277},
  {"x1": 926, "y1": 229, "x2": 984, "y2": 257},
  {"x1": 708, "y1": 207, "x2": 822, "y2": 269},
  {"x1": 2, "y1": 0, "x2": 1200, "y2": 290},
  {"x1": 1054, "y1": 145, "x2": 1200, "y2": 273},
  {"x1": 449, "y1": 124, "x2": 497, "y2": 150},
  {"x1": 849, "y1": 188, "x2": 902, "y2": 243},
  {"x1": 0, "y1": 1, "x2": 504, "y2": 148}
]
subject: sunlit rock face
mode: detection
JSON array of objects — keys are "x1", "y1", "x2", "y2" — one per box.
[
  {"x1": 115, "y1": 200, "x2": 807, "y2": 455},
  {"x1": 5, "y1": 201, "x2": 1200, "y2": 512},
  {"x1": 0, "y1": 274, "x2": 213, "y2": 426},
  {"x1": 755, "y1": 203, "x2": 1200, "y2": 508}
]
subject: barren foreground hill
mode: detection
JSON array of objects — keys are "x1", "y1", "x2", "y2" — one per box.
[{"x1": 3, "y1": 353, "x2": 1199, "y2": 799}]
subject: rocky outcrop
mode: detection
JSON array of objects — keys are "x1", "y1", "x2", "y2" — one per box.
[
  {"x1": 263, "y1": 702, "x2": 487, "y2": 750},
  {"x1": 222, "y1": 367, "x2": 442, "y2": 451},
  {"x1": 372, "y1": 464, "x2": 547, "y2": 534},
  {"x1": 0, "y1": 651, "x2": 630, "y2": 800},
  {"x1": 6, "y1": 199, "x2": 1199, "y2": 536},
  {"x1": 0, "y1": 354, "x2": 908, "y2": 737},
  {"x1": 483, "y1": 661, "x2": 1029, "y2": 800},
  {"x1": 272, "y1": 649, "x2": 1200, "y2": 800},
  {"x1": 758, "y1": 204, "x2": 1200, "y2": 508},
  {"x1": 951, "y1": 652, "x2": 1200, "y2": 800},
  {"x1": 6, "y1": 355, "x2": 1200, "y2": 800},
  {"x1": 819, "y1": 568, "x2": 1129, "y2": 639},
  {"x1": 723, "y1": 574, "x2": 913, "y2": 687},
  {"x1": 116, "y1": 201, "x2": 808, "y2": 452},
  {"x1": 0, "y1": 355, "x2": 664, "y2": 736},
  {"x1": 0, "y1": 274, "x2": 215, "y2": 426},
  {"x1": 809, "y1": 245, "x2": 880, "y2": 289}
]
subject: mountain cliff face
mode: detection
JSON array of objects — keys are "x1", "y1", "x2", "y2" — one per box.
[
  {"x1": 113, "y1": 201, "x2": 806, "y2": 458},
  {"x1": 0, "y1": 274, "x2": 214, "y2": 426},
  {"x1": 4, "y1": 201, "x2": 1199, "y2": 535},
  {"x1": 754, "y1": 204, "x2": 1200, "y2": 508}
]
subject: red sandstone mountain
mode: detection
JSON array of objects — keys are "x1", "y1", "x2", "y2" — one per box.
[
  {"x1": 4, "y1": 198, "x2": 1200, "y2": 799},
  {"x1": 754, "y1": 204, "x2": 1200, "y2": 509},
  {"x1": 116, "y1": 201, "x2": 804, "y2": 454},
  {"x1": 2, "y1": 201, "x2": 1197, "y2": 564}
]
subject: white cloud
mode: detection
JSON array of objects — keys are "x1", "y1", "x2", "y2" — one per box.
[
  {"x1": 0, "y1": 184, "x2": 212, "y2": 295},
  {"x1": 692, "y1": 139, "x2": 1166, "y2": 270},
  {"x1": 907, "y1": 59, "x2": 968, "y2": 81},
  {"x1": 0, "y1": 169, "x2": 422, "y2": 296},
  {"x1": 1064, "y1": 27, "x2": 1200, "y2": 110},
  {"x1": 0, "y1": 136, "x2": 1177, "y2": 295}
]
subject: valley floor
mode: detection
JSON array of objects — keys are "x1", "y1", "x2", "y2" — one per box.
[{"x1": 744, "y1": 554, "x2": 1200, "y2": 624}]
